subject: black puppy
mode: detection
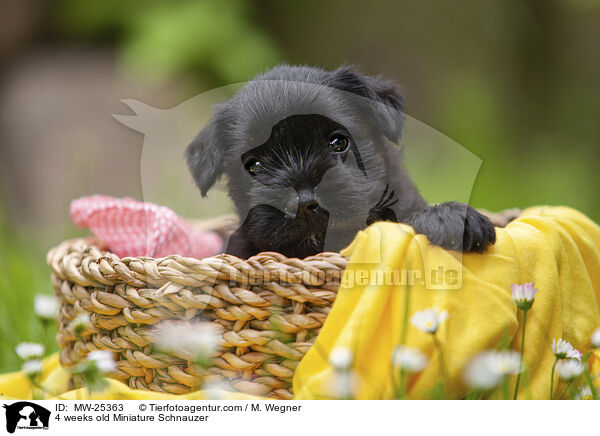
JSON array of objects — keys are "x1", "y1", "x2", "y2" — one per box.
[{"x1": 186, "y1": 64, "x2": 495, "y2": 259}]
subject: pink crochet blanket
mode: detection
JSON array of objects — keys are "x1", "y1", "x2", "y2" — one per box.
[{"x1": 70, "y1": 195, "x2": 223, "y2": 259}]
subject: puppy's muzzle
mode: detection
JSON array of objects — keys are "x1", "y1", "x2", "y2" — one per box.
[
  {"x1": 298, "y1": 189, "x2": 318, "y2": 215},
  {"x1": 286, "y1": 188, "x2": 327, "y2": 221}
]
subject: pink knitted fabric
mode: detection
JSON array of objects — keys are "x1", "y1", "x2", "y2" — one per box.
[{"x1": 70, "y1": 195, "x2": 222, "y2": 258}]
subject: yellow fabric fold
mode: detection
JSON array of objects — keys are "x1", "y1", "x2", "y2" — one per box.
[
  {"x1": 1, "y1": 206, "x2": 599, "y2": 400},
  {"x1": 293, "y1": 206, "x2": 600, "y2": 399}
]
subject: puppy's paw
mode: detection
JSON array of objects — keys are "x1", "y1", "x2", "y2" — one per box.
[{"x1": 407, "y1": 202, "x2": 496, "y2": 253}]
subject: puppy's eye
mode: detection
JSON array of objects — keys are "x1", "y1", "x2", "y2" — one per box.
[
  {"x1": 245, "y1": 159, "x2": 263, "y2": 176},
  {"x1": 329, "y1": 134, "x2": 350, "y2": 153}
]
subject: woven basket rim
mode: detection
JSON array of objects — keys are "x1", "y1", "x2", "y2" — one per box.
[
  {"x1": 47, "y1": 237, "x2": 349, "y2": 290},
  {"x1": 47, "y1": 206, "x2": 521, "y2": 290}
]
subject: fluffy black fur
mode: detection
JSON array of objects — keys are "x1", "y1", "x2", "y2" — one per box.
[{"x1": 186, "y1": 64, "x2": 496, "y2": 258}]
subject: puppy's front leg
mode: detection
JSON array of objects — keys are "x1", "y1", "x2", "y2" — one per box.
[
  {"x1": 226, "y1": 226, "x2": 260, "y2": 259},
  {"x1": 225, "y1": 218, "x2": 261, "y2": 259},
  {"x1": 405, "y1": 202, "x2": 496, "y2": 253}
]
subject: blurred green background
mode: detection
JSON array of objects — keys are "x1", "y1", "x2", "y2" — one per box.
[{"x1": 1, "y1": 0, "x2": 599, "y2": 372}]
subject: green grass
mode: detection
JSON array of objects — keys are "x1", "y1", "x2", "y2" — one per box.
[{"x1": 0, "y1": 213, "x2": 58, "y2": 373}]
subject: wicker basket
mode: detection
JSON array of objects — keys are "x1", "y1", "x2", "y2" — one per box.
[
  {"x1": 47, "y1": 216, "x2": 348, "y2": 399},
  {"x1": 47, "y1": 209, "x2": 520, "y2": 399}
]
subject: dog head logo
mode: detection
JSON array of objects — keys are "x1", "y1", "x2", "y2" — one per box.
[{"x1": 3, "y1": 402, "x2": 50, "y2": 433}]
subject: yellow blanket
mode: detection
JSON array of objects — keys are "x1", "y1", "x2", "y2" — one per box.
[{"x1": 1, "y1": 206, "x2": 599, "y2": 400}]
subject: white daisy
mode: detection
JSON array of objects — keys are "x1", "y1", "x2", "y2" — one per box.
[
  {"x1": 15, "y1": 342, "x2": 44, "y2": 360},
  {"x1": 591, "y1": 327, "x2": 600, "y2": 348},
  {"x1": 326, "y1": 370, "x2": 358, "y2": 399},
  {"x1": 464, "y1": 350, "x2": 522, "y2": 390},
  {"x1": 574, "y1": 385, "x2": 595, "y2": 400},
  {"x1": 570, "y1": 349, "x2": 582, "y2": 361},
  {"x1": 511, "y1": 283, "x2": 538, "y2": 311},
  {"x1": 152, "y1": 321, "x2": 220, "y2": 363},
  {"x1": 410, "y1": 308, "x2": 449, "y2": 334},
  {"x1": 328, "y1": 346, "x2": 353, "y2": 371},
  {"x1": 69, "y1": 313, "x2": 92, "y2": 336},
  {"x1": 551, "y1": 338, "x2": 581, "y2": 360},
  {"x1": 22, "y1": 359, "x2": 43, "y2": 376},
  {"x1": 34, "y1": 294, "x2": 60, "y2": 320},
  {"x1": 391, "y1": 345, "x2": 428, "y2": 372},
  {"x1": 202, "y1": 382, "x2": 235, "y2": 400},
  {"x1": 86, "y1": 350, "x2": 116, "y2": 373},
  {"x1": 555, "y1": 359, "x2": 585, "y2": 381}
]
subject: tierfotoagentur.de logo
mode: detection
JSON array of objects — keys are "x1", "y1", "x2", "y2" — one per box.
[{"x1": 2, "y1": 402, "x2": 50, "y2": 433}]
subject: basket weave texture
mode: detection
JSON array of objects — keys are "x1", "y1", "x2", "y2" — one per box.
[
  {"x1": 47, "y1": 209, "x2": 519, "y2": 399},
  {"x1": 47, "y1": 233, "x2": 348, "y2": 399}
]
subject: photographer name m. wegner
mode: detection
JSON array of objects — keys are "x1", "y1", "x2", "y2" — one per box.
[{"x1": 341, "y1": 265, "x2": 461, "y2": 289}]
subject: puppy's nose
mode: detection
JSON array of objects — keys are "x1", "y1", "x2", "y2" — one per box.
[
  {"x1": 299, "y1": 199, "x2": 319, "y2": 214},
  {"x1": 297, "y1": 189, "x2": 320, "y2": 216}
]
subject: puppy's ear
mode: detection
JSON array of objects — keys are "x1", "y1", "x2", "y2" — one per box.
[
  {"x1": 327, "y1": 65, "x2": 405, "y2": 143},
  {"x1": 185, "y1": 106, "x2": 230, "y2": 196}
]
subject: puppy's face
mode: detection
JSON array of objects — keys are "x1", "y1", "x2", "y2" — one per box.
[
  {"x1": 186, "y1": 65, "x2": 406, "y2": 257},
  {"x1": 234, "y1": 113, "x2": 385, "y2": 257}
]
